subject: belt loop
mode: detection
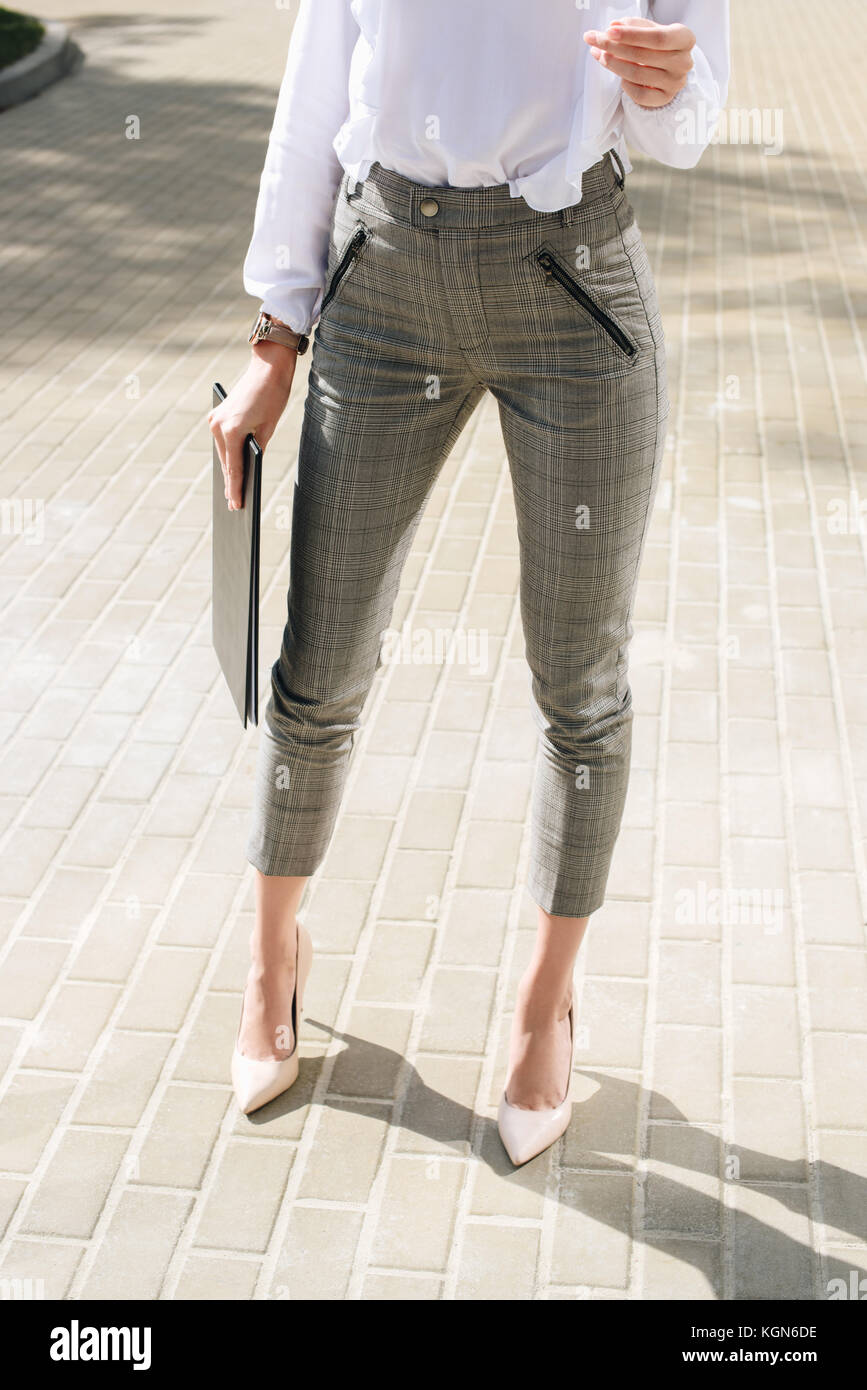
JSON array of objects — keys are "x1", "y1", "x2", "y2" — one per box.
[{"x1": 609, "y1": 148, "x2": 626, "y2": 190}]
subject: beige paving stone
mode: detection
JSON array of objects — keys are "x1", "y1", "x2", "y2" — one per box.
[
  {"x1": 319, "y1": 814, "x2": 395, "y2": 882},
  {"x1": 22, "y1": 981, "x2": 120, "y2": 1071},
  {"x1": 329, "y1": 1005, "x2": 413, "y2": 1099},
  {"x1": 118, "y1": 946, "x2": 208, "y2": 1032},
  {"x1": 397, "y1": 1055, "x2": 482, "y2": 1157},
  {"x1": 642, "y1": 1237, "x2": 721, "y2": 1299},
  {"x1": 810, "y1": 1034, "x2": 867, "y2": 1129},
  {"x1": 645, "y1": 1125, "x2": 722, "y2": 1236},
  {"x1": 651, "y1": 1026, "x2": 722, "y2": 1124},
  {"x1": 61, "y1": 801, "x2": 141, "y2": 868},
  {"x1": 302, "y1": 878, "x2": 374, "y2": 952},
  {"x1": 298, "y1": 1102, "x2": 389, "y2": 1203},
  {"x1": 172, "y1": 993, "x2": 243, "y2": 1085},
  {"x1": 657, "y1": 941, "x2": 722, "y2": 1027},
  {"x1": 731, "y1": 1078, "x2": 807, "y2": 1184},
  {"x1": 112, "y1": 835, "x2": 191, "y2": 904},
  {"x1": 269, "y1": 1207, "x2": 363, "y2": 1301},
  {"x1": 0, "y1": 828, "x2": 64, "y2": 897},
  {"x1": 379, "y1": 848, "x2": 451, "y2": 920},
  {"x1": 370, "y1": 705, "x2": 435, "y2": 760},
  {"x1": 420, "y1": 967, "x2": 496, "y2": 1054},
  {"x1": 69, "y1": 903, "x2": 156, "y2": 984},
  {"x1": 23, "y1": 866, "x2": 110, "y2": 941},
  {"x1": 362, "y1": 1272, "x2": 443, "y2": 1299},
  {"x1": 74, "y1": 1030, "x2": 173, "y2": 1128},
  {"x1": 80, "y1": 1190, "x2": 193, "y2": 1300},
  {"x1": 583, "y1": 900, "x2": 650, "y2": 979},
  {"x1": 19, "y1": 766, "x2": 99, "y2": 830},
  {"x1": 137, "y1": 1084, "x2": 230, "y2": 1188},
  {"x1": 805, "y1": 946, "x2": 867, "y2": 1032},
  {"x1": 356, "y1": 923, "x2": 434, "y2": 1004},
  {"x1": 455, "y1": 1223, "x2": 540, "y2": 1300},
  {"x1": 20, "y1": 1129, "x2": 129, "y2": 1239},
  {"x1": 372, "y1": 1154, "x2": 464, "y2": 1271},
  {"x1": 157, "y1": 873, "x2": 239, "y2": 948},
  {"x1": 0, "y1": 1239, "x2": 82, "y2": 1300},
  {"x1": 439, "y1": 888, "x2": 510, "y2": 967},
  {"x1": 733, "y1": 986, "x2": 802, "y2": 1079},
  {"x1": 195, "y1": 1139, "x2": 294, "y2": 1253},
  {"x1": 731, "y1": 1183, "x2": 814, "y2": 1301},
  {"x1": 606, "y1": 825, "x2": 655, "y2": 899},
  {"x1": 399, "y1": 789, "x2": 465, "y2": 849},
  {"x1": 814, "y1": 1132, "x2": 867, "y2": 1249},
  {"x1": 561, "y1": 1063, "x2": 634, "y2": 1158},
  {"x1": 0, "y1": 939, "x2": 70, "y2": 1019},
  {"x1": 660, "y1": 867, "x2": 723, "y2": 941},
  {"x1": 144, "y1": 771, "x2": 216, "y2": 837},
  {"x1": 174, "y1": 1255, "x2": 260, "y2": 1301},
  {"x1": 551, "y1": 1172, "x2": 633, "y2": 1289},
  {"x1": 663, "y1": 803, "x2": 721, "y2": 868},
  {"x1": 100, "y1": 741, "x2": 175, "y2": 802},
  {"x1": 344, "y1": 754, "x2": 414, "y2": 815},
  {"x1": 418, "y1": 730, "x2": 479, "y2": 789},
  {"x1": 456, "y1": 821, "x2": 523, "y2": 890},
  {"x1": 575, "y1": 979, "x2": 647, "y2": 1069},
  {"x1": 0, "y1": 1181, "x2": 25, "y2": 1240}
]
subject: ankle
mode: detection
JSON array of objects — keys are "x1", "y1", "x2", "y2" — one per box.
[
  {"x1": 516, "y1": 971, "x2": 573, "y2": 1021},
  {"x1": 248, "y1": 922, "x2": 298, "y2": 971}
]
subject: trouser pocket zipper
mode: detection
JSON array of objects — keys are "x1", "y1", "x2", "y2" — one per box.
[
  {"x1": 536, "y1": 249, "x2": 637, "y2": 359},
  {"x1": 320, "y1": 225, "x2": 369, "y2": 316}
]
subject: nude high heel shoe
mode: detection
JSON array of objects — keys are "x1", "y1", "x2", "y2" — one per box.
[
  {"x1": 497, "y1": 1004, "x2": 575, "y2": 1167},
  {"x1": 231, "y1": 921, "x2": 314, "y2": 1115}
]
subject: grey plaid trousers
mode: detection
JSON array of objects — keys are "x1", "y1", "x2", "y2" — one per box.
[{"x1": 246, "y1": 152, "x2": 669, "y2": 917}]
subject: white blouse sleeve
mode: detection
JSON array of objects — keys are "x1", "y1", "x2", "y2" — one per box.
[
  {"x1": 620, "y1": 0, "x2": 730, "y2": 169},
  {"x1": 242, "y1": 0, "x2": 359, "y2": 335}
]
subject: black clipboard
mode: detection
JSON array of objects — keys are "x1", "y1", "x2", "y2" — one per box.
[{"x1": 211, "y1": 382, "x2": 262, "y2": 727}]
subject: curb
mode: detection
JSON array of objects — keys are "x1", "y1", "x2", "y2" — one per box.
[{"x1": 0, "y1": 19, "x2": 83, "y2": 110}]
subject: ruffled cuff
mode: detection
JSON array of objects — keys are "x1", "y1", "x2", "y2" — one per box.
[{"x1": 620, "y1": 50, "x2": 725, "y2": 169}]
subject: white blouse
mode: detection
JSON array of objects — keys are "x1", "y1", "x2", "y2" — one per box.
[{"x1": 243, "y1": 0, "x2": 730, "y2": 335}]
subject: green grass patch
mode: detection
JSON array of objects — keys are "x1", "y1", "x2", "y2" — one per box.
[{"x1": 0, "y1": 7, "x2": 45, "y2": 72}]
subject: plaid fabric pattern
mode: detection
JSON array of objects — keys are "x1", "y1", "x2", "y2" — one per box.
[{"x1": 247, "y1": 152, "x2": 669, "y2": 917}]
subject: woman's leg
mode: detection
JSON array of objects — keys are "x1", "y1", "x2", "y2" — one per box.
[
  {"x1": 485, "y1": 168, "x2": 669, "y2": 1105},
  {"x1": 241, "y1": 178, "x2": 486, "y2": 1059},
  {"x1": 238, "y1": 871, "x2": 307, "y2": 1061}
]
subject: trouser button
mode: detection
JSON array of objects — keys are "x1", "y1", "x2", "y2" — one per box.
[{"x1": 419, "y1": 198, "x2": 439, "y2": 217}]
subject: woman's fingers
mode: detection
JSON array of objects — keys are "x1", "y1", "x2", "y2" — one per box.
[
  {"x1": 208, "y1": 413, "x2": 244, "y2": 510},
  {"x1": 220, "y1": 424, "x2": 246, "y2": 511},
  {"x1": 588, "y1": 47, "x2": 672, "y2": 90},
  {"x1": 584, "y1": 20, "x2": 696, "y2": 101}
]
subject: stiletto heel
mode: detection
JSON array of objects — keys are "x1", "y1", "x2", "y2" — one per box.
[
  {"x1": 231, "y1": 920, "x2": 314, "y2": 1115},
  {"x1": 497, "y1": 1003, "x2": 575, "y2": 1166}
]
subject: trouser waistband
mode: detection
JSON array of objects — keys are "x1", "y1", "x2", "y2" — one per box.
[{"x1": 345, "y1": 150, "x2": 625, "y2": 231}]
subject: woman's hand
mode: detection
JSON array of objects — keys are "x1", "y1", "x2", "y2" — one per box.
[
  {"x1": 208, "y1": 342, "x2": 298, "y2": 509},
  {"x1": 584, "y1": 17, "x2": 696, "y2": 109}
]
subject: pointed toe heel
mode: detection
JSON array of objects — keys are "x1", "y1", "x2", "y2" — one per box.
[
  {"x1": 497, "y1": 1004, "x2": 575, "y2": 1167},
  {"x1": 231, "y1": 921, "x2": 314, "y2": 1115}
]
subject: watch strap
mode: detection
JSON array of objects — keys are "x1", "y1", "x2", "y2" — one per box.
[{"x1": 249, "y1": 311, "x2": 309, "y2": 355}]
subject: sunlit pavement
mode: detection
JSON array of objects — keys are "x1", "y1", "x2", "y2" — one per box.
[{"x1": 0, "y1": 1, "x2": 865, "y2": 1300}]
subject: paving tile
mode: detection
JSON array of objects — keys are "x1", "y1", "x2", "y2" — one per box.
[
  {"x1": 372, "y1": 1155, "x2": 464, "y2": 1271},
  {"x1": 194, "y1": 1139, "x2": 294, "y2": 1253},
  {"x1": 20, "y1": 1130, "x2": 129, "y2": 1239},
  {"x1": 269, "y1": 1207, "x2": 363, "y2": 1300},
  {"x1": 80, "y1": 1190, "x2": 193, "y2": 1300}
]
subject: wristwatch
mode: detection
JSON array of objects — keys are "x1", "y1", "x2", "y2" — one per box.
[{"x1": 248, "y1": 309, "x2": 310, "y2": 355}]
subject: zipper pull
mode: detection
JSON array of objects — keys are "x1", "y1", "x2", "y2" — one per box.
[{"x1": 537, "y1": 251, "x2": 554, "y2": 279}]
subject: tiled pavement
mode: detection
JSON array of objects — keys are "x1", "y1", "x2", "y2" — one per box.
[{"x1": 0, "y1": 0, "x2": 865, "y2": 1301}]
